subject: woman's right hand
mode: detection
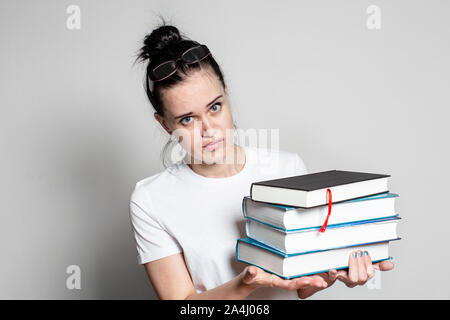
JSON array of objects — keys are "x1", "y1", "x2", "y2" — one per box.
[{"x1": 239, "y1": 265, "x2": 330, "y2": 293}]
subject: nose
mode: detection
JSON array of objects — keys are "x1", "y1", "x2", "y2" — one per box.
[{"x1": 199, "y1": 116, "x2": 216, "y2": 138}]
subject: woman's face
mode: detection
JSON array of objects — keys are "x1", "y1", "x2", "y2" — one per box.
[{"x1": 154, "y1": 68, "x2": 235, "y2": 165}]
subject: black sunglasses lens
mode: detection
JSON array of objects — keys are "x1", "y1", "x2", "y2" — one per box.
[
  {"x1": 152, "y1": 60, "x2": 176, "y2": 80},
  {"x1": 182, "y1": 45, "x2": 209, "y2": 63}
]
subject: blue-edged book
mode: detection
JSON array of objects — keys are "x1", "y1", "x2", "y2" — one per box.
[
  {"x1": 235, "y1": 237, "x2": 400, "y2": 279},
  {"x1": 246, "y1": 215, "x2": 401, "y2": 254},
  {"x1": 242, "y1": 192, "x2": 399, "y2": 231}
]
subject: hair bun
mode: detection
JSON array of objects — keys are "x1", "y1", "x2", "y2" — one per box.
[{"x1": 144, "y1": 25, "x2": 182, "y2": 53}]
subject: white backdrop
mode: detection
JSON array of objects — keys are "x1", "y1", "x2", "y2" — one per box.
[{"x1": 0, "y1": 0, "x2": 449, "y2": 299}]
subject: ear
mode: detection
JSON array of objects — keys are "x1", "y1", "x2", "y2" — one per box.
[{"x1": 154, "y1": 112, "x2": 172, "y2": 135}]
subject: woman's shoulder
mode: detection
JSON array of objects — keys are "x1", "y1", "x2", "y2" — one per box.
[
  {"x1": 249, "y1": 145, "x2": 308, "y2": 175},
  {"x1": 250, "y1": 145, "x2": 296, "y2": 157},
  {"x1": 131, "y1": 163, "x2": 184, "y2": 203},
  {"x1": 250, "y1": 145, "x2": 303, "y2": 163}
]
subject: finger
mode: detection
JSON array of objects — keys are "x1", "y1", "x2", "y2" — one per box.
[
  {"x1": 373, "y1": 260, "x2": 394, "y2": 271},
  {"x1": 293, "y1": 275, "x2": 327, "y2": 290},
  {"x1": 362, "y1": 250, "x2": 375, "y2": 279},
  {"x1": 329, "y1": 268, "x2": 338, "y2": 278},
  {"x1": 335, "y1": 269, "x2": 357, "y2": 288},
  {"x1": 309, "y1": 275, "x2": 329, "y2": 288},
  {"x1": 242, "y1": 266, "x2": 288, "y2": 288},
  {"x1": 356, "y1": 250, "x2": 368, "y2": 285},
  {"x1": 348, "y1": 251, "x2": 359, "y2": 284},
  {"x1": 241, "y1": 266, "x2": 258, "y2": 284},
  {"x1": 268, "y1": 273, "x2": 320, "y2": 291},
  {"x1": 297, "y1": 275, "x2": 331, "y2": 299},
  {"x1": 336, "y1": 274, "x2": 356, "y2": 288},
  {"x1": 335, "y1": 269, "x2": 349, "y2": 282},
  {"x1": 267, "y1": 273, "x2": 297, "y2": 290},
  {"x1": 327, "y1": 269, "x2": 339, "y2": 283},
  {"x1": 244, "y1": 267, "x2": 327, "y2": 291},
  {"x1": 313, "y1": 272, "x2": 333, "y2": 284},
  {"x1": 336, "y1": 269, "x2": 348, "y2": 278},
  {"x1": 297, "y1": 278, "x2": 329, "y2": 300}
]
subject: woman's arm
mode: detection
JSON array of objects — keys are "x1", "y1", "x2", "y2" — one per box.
[{"x1": 144, "y1": 252, "x2": 329, "y2": 300}]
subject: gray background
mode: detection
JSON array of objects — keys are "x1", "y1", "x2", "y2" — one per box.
[{"x1": 1, "y1": 0, "x2": 448, "y2": 299}]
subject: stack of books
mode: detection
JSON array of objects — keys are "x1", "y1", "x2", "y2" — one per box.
[{"x1": 235, "y1": 170, "x2": 401, "y2": 279}]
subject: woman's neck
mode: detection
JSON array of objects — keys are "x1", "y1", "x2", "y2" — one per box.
[{"x1": 186, "y1": 144, "x2": 246, "y2": 178}]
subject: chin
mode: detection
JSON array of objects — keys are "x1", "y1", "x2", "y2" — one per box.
[
  {"x1": 201, "y1": 151, "x2": 225, "y2": 165},
  {"x1": 201, "y1": 146, "x2": 228, "y2": 164}
]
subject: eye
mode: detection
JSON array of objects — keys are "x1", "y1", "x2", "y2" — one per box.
[
  {"x1": 210, "y1": 102, "x2": 222, "y2": 112},
  {"x1": 180, "y1": 116, "x2": 192, "y2": 125}
]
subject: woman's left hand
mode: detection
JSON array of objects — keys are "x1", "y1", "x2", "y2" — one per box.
[
  {"x1": 334, "y1": 250, "x2": 394, "y2": 288},
  {"x1": 297, "y1": 250, "x2": 394, "y2": 299}
]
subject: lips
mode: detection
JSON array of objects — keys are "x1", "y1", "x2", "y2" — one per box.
[{"x1": 202, "y1": 138, "x2": 224, "y2": 149}]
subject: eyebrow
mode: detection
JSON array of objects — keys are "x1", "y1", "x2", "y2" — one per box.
[{"x1": 173, "y1": 94, "x2": 223, "y2": 120}]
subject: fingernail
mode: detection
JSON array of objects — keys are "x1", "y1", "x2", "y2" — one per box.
[
  {"x1": 352, "y1": 251, "x2": 357, "y2": 258},
  {"x1": 358, "y1": 251, "x2": 363, "y2": 257},
  {"x1": 364, "y1": 251, "x2": 369, "y2": 256}
]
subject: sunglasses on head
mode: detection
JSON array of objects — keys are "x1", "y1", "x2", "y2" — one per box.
[{"x1": 149, "y1": 44, "x2": 211, "y2": 82}]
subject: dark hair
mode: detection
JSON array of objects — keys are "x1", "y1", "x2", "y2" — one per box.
[
  {"x1": 133, "y1": 17, "x2": 237, "y2": 168},
  {"x1": 134, "y1": 18, "x2": 227, "y2": 118}
]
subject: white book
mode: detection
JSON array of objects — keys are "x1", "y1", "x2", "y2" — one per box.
[
  {"x1": 236, "y1": 237, "x2": 398, "y2": 279},
  {"x1": 246, "y1": 216, "x2": 400, "y2": 254},
  {"x1": 243, "y1": 192, "x2": 398, "y2": 231}
]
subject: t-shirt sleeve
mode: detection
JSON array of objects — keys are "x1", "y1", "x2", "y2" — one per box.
[
  {"x1": 129, "y1": 185, "x2": 183, "y2": 265},
  {"x1": 293, "y1": 153, "x2": 309, "y2": 175}
]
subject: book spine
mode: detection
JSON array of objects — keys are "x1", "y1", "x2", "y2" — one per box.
[
  {"x1": 245, "y1": 220, "x2": 250, "y2": 239},
  {"x1": 241, "y1": 197, "x2": 247, "y2": 218}
]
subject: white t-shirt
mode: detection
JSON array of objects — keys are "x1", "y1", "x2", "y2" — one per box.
[{"x1": 129, "y1": 145, "x2": 308, "y2": 299}]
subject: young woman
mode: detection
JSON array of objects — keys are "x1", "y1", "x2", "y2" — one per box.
[{"x1": 129, "y1": 23, "x2": 394, "y2": 300}]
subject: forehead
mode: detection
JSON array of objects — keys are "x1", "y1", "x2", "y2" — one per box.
[{"x1": 161, "y1": 69, "x2": 224, "y2": 117}]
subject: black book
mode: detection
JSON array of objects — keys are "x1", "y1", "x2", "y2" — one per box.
[{"x1": 250, "y1": 170, "x2": 390, "y2": 208}]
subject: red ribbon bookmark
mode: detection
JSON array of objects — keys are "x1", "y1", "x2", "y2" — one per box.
[{"x1": 318, "y1": 188, "x2": 332, "y2": 233}]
